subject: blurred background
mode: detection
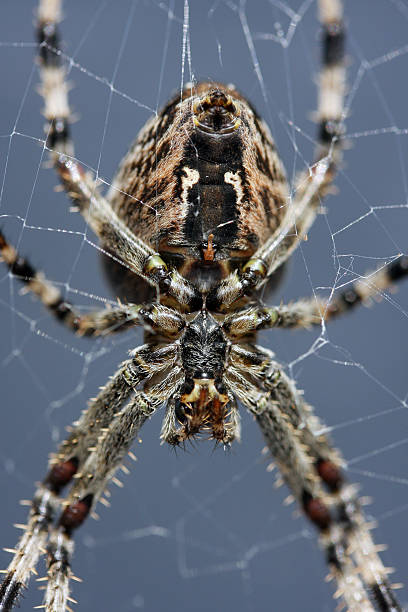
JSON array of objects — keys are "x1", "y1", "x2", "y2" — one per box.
[{"x1": 1, "y1": 1, "x2": 408, "y2": 610}]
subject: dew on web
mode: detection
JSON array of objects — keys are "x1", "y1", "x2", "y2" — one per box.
[{"x1": 0, "y1": 1, "x2": 408, "y2": 610}]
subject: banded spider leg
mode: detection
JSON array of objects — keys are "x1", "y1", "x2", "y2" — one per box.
[
  {"x1": 225, "y1": 343, "x2": 403, "y2": 611},
  {"x1": 0, "y1": 338, "x2": 182, "y2": 611},
  {"x1": 208, "y1": 0, "x2": 346, "y2": 313}
]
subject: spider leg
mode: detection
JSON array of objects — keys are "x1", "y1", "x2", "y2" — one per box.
[
  {"x1": 43, "y1": 393, "x2": 157, "y2": 612},
  {"x1": 0, "y1": 229, "x2": 187, "y2": 338},
  {"x1": 43, "y1": 364, "x2": 183, "y2": 612},
  {"x1": 207, "y1": 0, "x2": 346, "y2": 313},
  {"x1": 223, "y1": 254, "x2": 408, "y2": 337},
  {"x1": 0, "y1": 343, "x2": 178, "y2": 610},
  {"x1": 35, "y1": 0, "x2": 201, "y2": 313},
  {"x1": 226, "y1": 347, "x2": 403, "y2": 612},
  {"x1": 0, "y1": 229, "x2": 144, "y2": 336}
]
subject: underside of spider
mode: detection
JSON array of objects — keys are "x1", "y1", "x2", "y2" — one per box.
[
  {"x1": 0, "y1": 1, "x2": 407, "y2": 611},
  {"x1": 175, "y1": 310, "x2": 232, "y2": 444}
]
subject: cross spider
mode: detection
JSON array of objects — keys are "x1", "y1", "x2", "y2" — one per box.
[{"x1": 0, "y1": 0, "x2": 407, "y2": 610}]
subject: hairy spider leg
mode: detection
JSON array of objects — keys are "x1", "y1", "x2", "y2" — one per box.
[
  {"x1": 0, "y1": 345, "x2": 178, "y2": 610},
  {"x1": 225, "y1": 345, "x2": 402, "y2": 611},
  {"x1": 0, "y1": 230, "x2": 187, "y2": 338},
  {"x1": 222, "y1": 254, "x2": 408, "y2": 336},
  {"x1": 36, "y1": 0, "x2": 201, "y2": 313},
  {"x1": 43, "y1": 364, "x2": 182, "y2": 612},
  {"x1": 0, "y1": 230, "x2": 143, "y2": 336},
  {"x1": 207, "y1": 0, "x2": 346, "y2": 313}
]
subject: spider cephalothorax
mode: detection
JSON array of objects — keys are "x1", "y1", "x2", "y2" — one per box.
[
  {"x1": 0, "y1": 1, "x2": 406, "y2": 611},
  {"x1": 174, "y1": 309, "x2": 233, "y2": 443}
]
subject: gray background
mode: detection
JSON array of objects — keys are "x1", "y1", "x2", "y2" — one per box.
[{"x1": 1, "y1": 1, "x2": 408, "y2": 610}]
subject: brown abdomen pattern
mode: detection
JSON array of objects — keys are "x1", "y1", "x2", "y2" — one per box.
[{"x1": 107, "y1": 82, "x2": 288, "y2": 276}]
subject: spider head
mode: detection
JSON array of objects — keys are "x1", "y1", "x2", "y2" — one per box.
[
  {"x1": 180, "y1": 310, "x2": 228, "y2": 376},
  {"x1": 167, "y1": 310, "x2": 238, "y2": 445},
  {"x1": 175, "y1": 377, "x2": 233, "y2": 444}
]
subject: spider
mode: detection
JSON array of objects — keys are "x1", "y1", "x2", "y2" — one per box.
[{"x1": 0, "y1": 0, "x2": 407, "y2": 610}]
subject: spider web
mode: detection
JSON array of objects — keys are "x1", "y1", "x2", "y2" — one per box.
[{"x1": 1, "y1": 1, "x2": 408, "y2": 610}]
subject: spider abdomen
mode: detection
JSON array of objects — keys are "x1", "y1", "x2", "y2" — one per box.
[{"x1": 106, "y1": 82, "x2": 288, "y2": 295}]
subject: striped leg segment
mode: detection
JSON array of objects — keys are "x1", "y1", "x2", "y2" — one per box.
[
  {"x1": 42, "y1": 531, "x2": 75, "y2": 612},
  {"x1": 226, "y1": 347, "x2": 403, "y2": 611},
  {"x1": 0, "y1": 363, "x2": 133, "y2": 611},
  {"x1": 37, "y1": 0, "x2": 71, "y2": 157},
  {"x1": 51, "y1": 344, "x2": 177, "y2": 468},
  {"x1": 0, "y1": 230, "x2": 188, "y2": 337},
  {"x1": 0, "y1": 344, "x2": 178, "y2": 610},
  {"x1": 261, "y1": 367, "x2": 402, "y2": 611},
  {"x1": 207, "y1": 0, "x2": 347, "y2": 313},
  {"x1": 0, "y1": 488, "x2": 56, "y2": 611},
  {"x1": 42, "y1": 365, "x2": 182, "y2": 612},
  {"x1": 42, "y1": 393, "x2": 156, "y2": 612},
  {"x1": 226, "y1": 352, "x2": 370, "y2": 610},
  {"x1": 35, "y1": 0, "x2": 201, "y2": 313},
  {"x1": 315, "y1": 0, "x2": 345, "y2": 166},
  {"x1": 0, "y1": 229, "x2": 143, "y2": 336},
  {"x1": 257, "y1": 0, "x2": 346, "y2": 272},
  {"x1": 222, "y1": 254, "x2": 408, "y2": 337},
  {"x1": 321, "y1": 255, "x2": 408, "y2": 322}
]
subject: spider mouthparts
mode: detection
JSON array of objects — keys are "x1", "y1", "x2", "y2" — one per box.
[
  {"x1": 180, "y1": 378, "x2": 228, "y2": 407},
  {"x1": 173, "y1": 378, "x2": 234, "y2": 444}
]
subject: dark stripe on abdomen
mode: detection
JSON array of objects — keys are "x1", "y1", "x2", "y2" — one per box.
[
  {"x1": 180, "y1": 130, "x2": 243, "y2": 248},
  {"x1": 184, "y1": 180, "x2": 239, "y2": 246}
]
